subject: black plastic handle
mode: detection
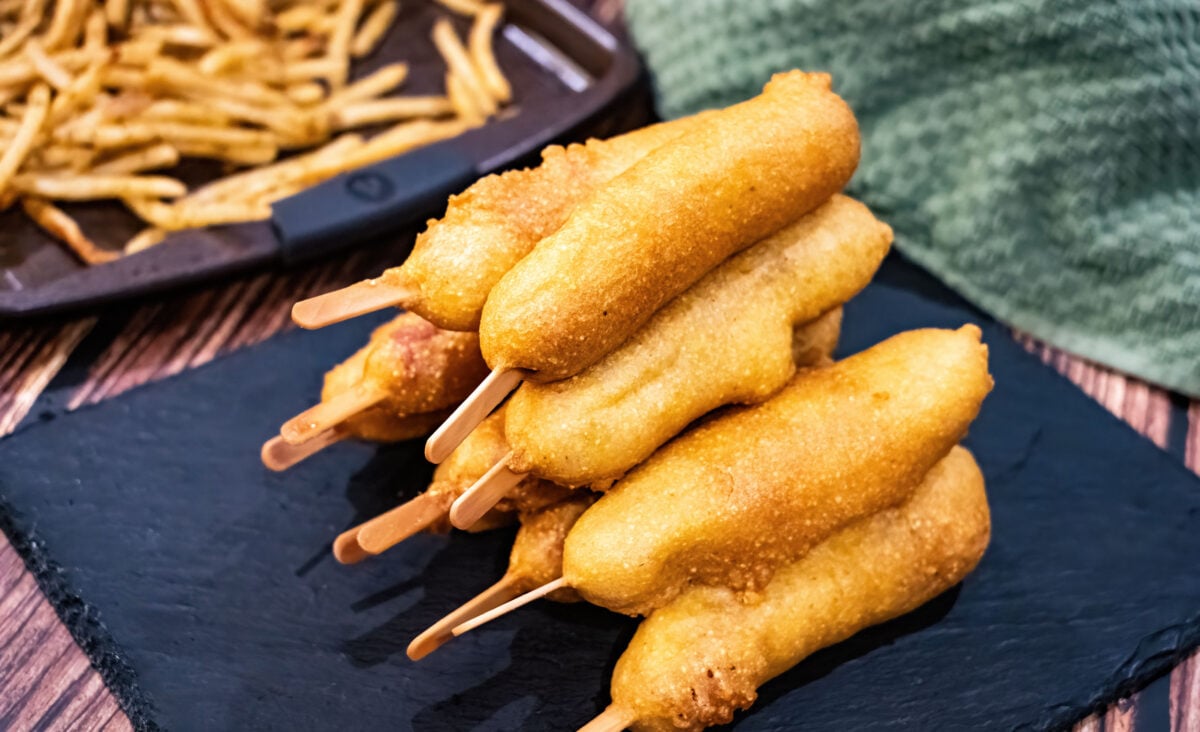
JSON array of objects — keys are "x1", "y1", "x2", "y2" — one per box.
[{"x1": 270, "y1": 145, "x2": 479, "y2": 264}]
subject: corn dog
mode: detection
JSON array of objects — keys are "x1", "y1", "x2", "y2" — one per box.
[
  {"x1": 332, "y1": 405, "x2": 571, "y2": 563},
  {"x1": 293, "y1": 113, "x2": 712, "y2": 331},
  {"x1": 274, "y1": 312, "x2": 487, "y2": 447},
  {"x1": 502, "y1": 195, "x2": 889, "y2": 488},
  {"x1": 479, "y1": 71, "x2": 860, "y2": 382},
  {"x1": 589, "y1": 446, "x2": 990, "y2": 732},
  {"x1": 564, "y1": 326, "x2": 991, "y2": 616},
  {"x1": 408, "y1": 492, "x2": 596, "y2": 660}
]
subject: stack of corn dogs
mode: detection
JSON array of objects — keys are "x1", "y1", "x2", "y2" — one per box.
[{"x1": 262, "y1": 70, "x2": 994, "y2": 731}]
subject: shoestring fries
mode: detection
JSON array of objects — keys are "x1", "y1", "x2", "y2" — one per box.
[{"x1": 0, "y1": 0, "x2": 512, "y2": 265}]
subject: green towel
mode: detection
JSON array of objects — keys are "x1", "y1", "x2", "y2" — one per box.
[{"x1": 624, "y1": 0, "x2": 1200, "y2": 397}]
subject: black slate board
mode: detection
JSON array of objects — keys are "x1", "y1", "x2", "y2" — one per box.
[{"x1": 2, "y1": 256, "x2": 1199, "y2": 731}]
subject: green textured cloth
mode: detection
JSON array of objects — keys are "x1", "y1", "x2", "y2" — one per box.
[{"x1": 624, "y1": 0, "x2": 1200, "y2": 396}]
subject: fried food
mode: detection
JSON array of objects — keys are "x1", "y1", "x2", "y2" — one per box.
[
  {"x1": 504, "y1": 195, "x2": 890, "y2": 487},
  {"x1": 315, "y1": 312, "x2": 489, "y2": 442},
  {"x1": 599, "y1": 446, "x2": 990, "y2": 732},
  {"x1": 426, "y1": 405, "x2": 572, "y2": 515},
  {"x1": 0, "y1": 0, "x2": 512, "y2": 262},
  {"x1": 332, "y1": 405, "x2": 572, "y2": 564},
  {"x1": 326, "y1": 112, "x2": 710, "y2": 331},
  {"x1": 480, "y1": 71, "x2": 860, "y2": 381},
  {"x1": 408, "y1": 492, "x2": 595, "y2": 660},
  {"x1": 563, "y1": 326, "x2": 992, "y2": 616},
  {"x1": 262, "y1": 313, "x2": 488, "y2": 471}
]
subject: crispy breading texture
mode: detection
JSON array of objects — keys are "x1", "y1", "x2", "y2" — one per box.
[
  {"x1": 609, "y1": 446, "x2": 991, "y2": 731},
  {"x1": 426, "y1": 404, "x2": 573, "y2": 514},
  {"x1": 320, "y1": 312, "x2": 488, "y2": 440},
  {"x1": 508, "y1": 493, "x2": 597, "y2": 602},
  {"x1": 504, "y1": 195, "x2": 890, "y2": 487},
  {"x1": 480, "y1": 71, "x2": 861, "y2": 379},
  {"x1": 382, "y1": 113, "x2": 712, "y2": 330},
  {"x1": 563, "y1": 326, "x2": 992, "y2": 616}
]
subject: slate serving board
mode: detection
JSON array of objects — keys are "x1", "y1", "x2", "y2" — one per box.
[{"x1": 1, "y1": 256, "x2": 1199, "y2": 731}]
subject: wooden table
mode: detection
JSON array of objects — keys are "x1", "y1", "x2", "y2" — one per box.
[{"x1": 1, "y1": 4, "x2": 1198, "y2": 728}]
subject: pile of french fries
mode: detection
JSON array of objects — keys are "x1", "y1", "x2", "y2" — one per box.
[{"x1": 0, "y1": 0, "x2": 511, "y2": 264}]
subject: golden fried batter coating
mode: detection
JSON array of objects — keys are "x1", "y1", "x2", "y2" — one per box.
[
  {"x1": 426, "y1": 405, "x2": 573, "y2": 516},
  {"x1": 481, "y1": 71, "x2": 861, "y2": 380},
  {"x1": 508, "y1": 494, "x2": 598, "y2": 602},
  {"x1": 791, "y1": 307, "x2": 842, "y2": 368},
  {"x1": 380, "y1": 114, "x2": 711, "y2": 331},
  {"x1": 504, "y1": 195, "x2": 889, "y2": 487},
  {"x1": 608, "y1": 446, "x2": 990, "y2": 732},
  {"x1": 563, "y1": 326, "x2": 992, "y2": 616},
  {"x1": 320, "y1": 312, "x2": 488, "y2": 441}
]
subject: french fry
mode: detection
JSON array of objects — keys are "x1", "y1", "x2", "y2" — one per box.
[
  {"x1": 325, "y1": 61, "x2": 406, "y2": 106},
  {"x1": 21, "y1": 196, "x2": 118, "y2": 264},
  {"x1": 92, "y1": 142, "x2": 179, "y2": 174},
  {"x1": 332, "y1": 96, "x2": 454, "y2": 129},
  {"x1": 123, "y1": 226, "x2": 166, "y2": 254},
  {"x1": 14, "y1": 172, "x2": 187, "y2": 200},
  {"x1": 5, "y1": 0, "x2": 512, "y2": 266},
  {"x1": 0, "y1": 82, "x2": 49, "y2": 193},
  {"x1": 469, "y1": 4, "x2": 509, "y2": 103},
  {"x1": 431, "y1": 17, "x2": 495, "y2": 116},
  {"x1": 434, "y1": 0, "x2": 483, "y2": 16},
  {"x1": 350, "y1": 0, "x2": 396, "y2": 58}
]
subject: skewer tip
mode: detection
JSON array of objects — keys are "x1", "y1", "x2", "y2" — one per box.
[
  {"x1": 332, "y1": 526, "x2": 370, "y2": 564},
  {"x1": 291, "y1": 279, "x2": 412, "y2": 330},
  {"x1": 425, "y1": 367, "x2": 523, "y2": 463},
  {"x1": 261, "y1": 431, "x2": 341, "y2": 471},
  {"x1": 450, "y1": 577, "x2": 567, "y2": 636},
  {"x1": 577, "y1": 706, "x2": 633, "y2": 732},
  {"x1": 448, "y1": 452, "x2": 525, "y2": 530}
]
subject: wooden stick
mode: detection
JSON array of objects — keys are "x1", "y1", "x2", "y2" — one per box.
[
  {"x1": 290, "y1": 279, "x2": 414, "y2": 330},
  {"x1": 448, "y1": 450, "x2": 526, "y2": 529},
  {"x1": 407, "y1": 573, "x2": 521, "y2": 660},
  {"x1": 279, "y1": 387, "x2": 384, "y2": 445},
  {"x1": 451, "y1": 577, "x2": 567, "y2": 636},
  {"x1": 261, "y1": 430, "x2": 343, "y2": 471},
  {"x1": 425, "y1": 367, "x2": 523, "y2": 463},
  {"x1": 357, "y1": 492, "x2": 447, "y2": 554},
  {"x1": 332, "y1": 492, "x2": 446, "y2": 564},
  {"x1": 577, "y1": 706, "x2": 633, "y2": 732}
]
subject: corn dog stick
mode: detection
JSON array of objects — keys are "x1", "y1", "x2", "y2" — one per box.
[
  {"x1": 416, "y1": 492, "x2": 592, "y2": 657},
  {"x1": 447, "y1": 450, "x2": 523, "y2": 529},
  {"x1": 407, "y1": 574, "x2": 522, "y2": 660},
  {"x1": 280, "y1": 386, "x2": 385, "y2": 445},
  {"x1": 451, "y1": 577, "x2": 567, "y2": 636},
  {"x1": 424, "y1": 366, "x2": 522, "y2": 462},
  {"x1": 261, "y1": 431, "x2": 343, "y2": 471},
  {"x1": 291, "y1": 279, "x2": 416, "y2": 329},
  {"x1": 332, "y1": 492, "x2": 446, "y2": 564},
  {"x1": 448, "y1": 305, "x2": 850, "y2": 523},
  {"x1": 577, "y1": 708, "x2": 633, "y2": 732}
]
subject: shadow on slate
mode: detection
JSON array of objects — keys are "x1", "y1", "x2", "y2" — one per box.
[{"x1": 1, "y1": 255, "x2": 1199, "y2": 731}]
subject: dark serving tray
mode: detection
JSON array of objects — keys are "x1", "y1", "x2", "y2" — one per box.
[
  {"x1": 0, "y1": 0, "x2": 640, "y2": 319},
  {"x1": 1, "y1": 256, "x2": 1199, "y2": 730}
]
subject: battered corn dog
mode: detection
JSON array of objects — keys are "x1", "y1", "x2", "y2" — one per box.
[
  {"x1": 262, "y1": 313, "x2": 488, "y2": 470},
  {"x1": 292, "y1": 113, "x2": 711, "y2": 331},
  {"x1": 332, "y1": 405, "x2": 571, "y2": 564},
  {"x1": 408, "y1": 493, "x2": 596, "y2": 660},
  {"x1": 563, "y1": 326, "x2": 991, "y2": 616},
  {"x1": 451, "y1": 304, "x2": 847, "y2": 527},
  {"x1": 480, "y1": 71, "x2": 860, "y2": 382},
  {"x1": 590, "y1": 446, "x2": 990, "y2": 732},
  {"x1": 502, "y1": 195, "x2": 889, "y2": 489}
]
